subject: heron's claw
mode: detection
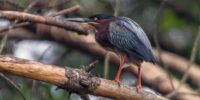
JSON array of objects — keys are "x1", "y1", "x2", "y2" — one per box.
[
  {"x1": 114, "y1": 79, "x2": 121, "y2": 87},
  {"x1": 136, "y1": 83, "x2": 142, "y2": 93}
]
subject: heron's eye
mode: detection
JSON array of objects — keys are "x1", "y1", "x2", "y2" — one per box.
[{"x1": 94, "y1": 17, "x2": 98, "y2": 21}]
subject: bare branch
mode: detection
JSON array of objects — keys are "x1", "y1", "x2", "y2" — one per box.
[
  {"x1": 50, "y1": 4, "x2": 80, "y2": 17},
  {"x1": 0, "y1": 10, "x2": 90, "y2": 35},
  {"x1": 0, "y1": 22, "x2": 29, "y2": 33},
  {"x1": 0, "y1": 73, "x2": 26, "y2": 100},
  {"x1": 82, "y1": 60, "x2": 99, "y2": 72},
  {"x1": 114, "y1": 0, "x2": 120, "y2": 16},
  {"x1": 0, "y1": 56, "x2": 168, "y2": 100},
  {"x1": 0, "y1": 5, "x2": 80, "y2": 33}
]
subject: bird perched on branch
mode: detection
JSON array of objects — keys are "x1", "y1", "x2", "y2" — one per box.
[{"x1": 83, "y1": 14, "x2": 156, "y2": 92}]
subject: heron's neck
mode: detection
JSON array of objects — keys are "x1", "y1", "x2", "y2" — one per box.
[{"x1": 95, "y1": 19, "x2": 113, "y2": 47}]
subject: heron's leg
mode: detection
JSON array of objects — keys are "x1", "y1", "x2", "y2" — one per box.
[
  {"x1": 136, "y1": 66, "x2": 142, "y2": 92},
  {"x1": 114, "y1": 53, "x2": 126, "y2": 85}
]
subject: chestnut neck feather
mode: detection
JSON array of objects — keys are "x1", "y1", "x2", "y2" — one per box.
[{"x1": 94, "y1": 19, "x2": 114, "y2": 48}]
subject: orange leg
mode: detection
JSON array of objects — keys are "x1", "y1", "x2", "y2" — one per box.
[
  {"x1": 114, "y1": 53, "x2": 126, "y2": 85},
  {"x1": 136, "y1": 66, "x2": 142, "y2": 92}
]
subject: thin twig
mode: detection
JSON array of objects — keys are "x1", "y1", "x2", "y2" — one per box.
[
  {"x1": 114, "y1": 0, "x2": 120, "y2": 16},
  {"x1": 53, "y1": 49, "x2": 70, "y2": 65},
  {"x1": 50, "y1": 4, "x2": 80, "y2": 17},
  {"x1": 83, "y1": 60, "x2": 99, "y2": 72},
  {"x1": 0, "y1": 32, "x2": 8, "y2": 53},
  {"x1": 152, "y1": 0, "x2": 175, "y2": 90},
  {"x1": 166, "y1": 26, "x2": 200, "y2": 98},
  {"x1": 47, "y1": 0, "x2": 70, "y2": 9},
  {"x1": 104, "y1": 52, "x2": 112, "y2": 79},
  {"x1": 0, "y1": 22, "x2": 29, "y2": 33},
  {"x1": 14, "y1": 0, "x2": 39, "y2": 24},
  {"x1": 37, "y1": 45, "x2": 52, "y2": 61},
  {"x1": 23, "y1": 0, "x2": 39, "y2": 13},
  {"x1": 0, "y1": 73, "x2": 26, "y2": 100}
]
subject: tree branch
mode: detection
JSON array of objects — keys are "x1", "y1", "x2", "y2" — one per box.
[
  {"x1": 0, "y1": 10, "x2": 90, "y2": 35},
  {"x1": 0, "y1": 56, "x2": 168, "y2": 100},
  {"x1": 0, "y1": 4, "x2": 80, "y2": 33}
]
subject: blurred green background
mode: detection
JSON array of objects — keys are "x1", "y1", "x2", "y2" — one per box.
[{"x1": 0, "y1": 0, "x2": 200, "y2": 100}]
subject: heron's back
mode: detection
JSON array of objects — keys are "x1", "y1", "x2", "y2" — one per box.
[{"x1": 108, "y1": 17, "x2": 156, "y2": 63}]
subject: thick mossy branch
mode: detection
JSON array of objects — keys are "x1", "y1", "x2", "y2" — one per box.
[{"x1": 0, "y1": 56, "x2": 168, "y2": 100}]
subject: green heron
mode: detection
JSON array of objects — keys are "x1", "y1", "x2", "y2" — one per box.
[{"x1": 84, "y1": 14, "x2": 156, "y2": 92}]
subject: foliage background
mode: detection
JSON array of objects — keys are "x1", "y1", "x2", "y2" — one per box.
[{"x1": 0, "y1": 0, "x2": 200, "y2": 100}]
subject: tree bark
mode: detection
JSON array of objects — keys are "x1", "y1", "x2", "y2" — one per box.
[
  {"x1": 0, "y1": 56, "x2": 168, "y2": 100},
  {"x1": 0, "y1": 10, "x2": 90, "y2": 35}
]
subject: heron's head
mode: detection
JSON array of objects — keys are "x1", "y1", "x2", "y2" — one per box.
[
  {"x1": 85, "y1": 14, "x2": 115, "y2": 28},
  {"x1": 65, "y1": 14, "x2": 115, "y2": 33}
]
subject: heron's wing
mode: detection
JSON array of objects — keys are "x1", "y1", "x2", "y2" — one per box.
[
  {"x1": 119, "y1": 17, "x2": 152, "y2": 50},
  {"x1": 108, "y1": 17, "x2": 156, "y2": 63}
]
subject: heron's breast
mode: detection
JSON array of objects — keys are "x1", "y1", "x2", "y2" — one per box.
[{"x1": 95, "y1": 25, "x2": 114, "y2": 49}]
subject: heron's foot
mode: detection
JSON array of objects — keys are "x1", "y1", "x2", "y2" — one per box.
[
  {"x1": 136, "y1": 83, "x2": 142, "y2": 93},
  {"x1": 114, "y1": 79, "x2": 121, "y2": 86}
]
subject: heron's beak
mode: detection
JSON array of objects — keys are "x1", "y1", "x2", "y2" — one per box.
[
  {"x1": 83, "y1": 18, "x2": 99, "y2": 27},
  {"x1": 64, "y1": 18, "x2": 86, "y2": 22},
  {"x1": 65, "y1": 18, "x2": 98, "y2": 25}
]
